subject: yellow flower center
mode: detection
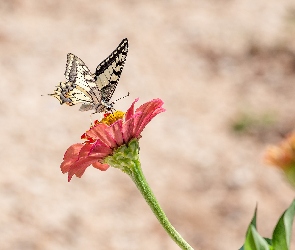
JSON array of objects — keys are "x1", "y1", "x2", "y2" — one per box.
[{"x1": 100, "y1": 111, "x2": 125, "y2": 126}]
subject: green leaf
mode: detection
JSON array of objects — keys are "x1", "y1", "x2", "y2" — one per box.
[
  {"x1": 240, "y1": 206, "x2": 270, "y2": 250},
  {"x1": 240, "y1": 238, "x2": 272, "y2": 250},
  {"x1": 244, "y1": 225, "x2": 270, "y2": 250},
  {"x1": 272, "y1": 199, "x2": 295, "y2": 250},
  {"x1": 264, "y1": 238, "x2": 272, "y2": 248},
  {"x1": 251, "y1": 206, "x2": 258, "y2": 229}
]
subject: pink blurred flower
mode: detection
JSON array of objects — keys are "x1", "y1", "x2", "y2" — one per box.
[{"x1": 60, "y1": 98, "x2": 165, "y2": 181}]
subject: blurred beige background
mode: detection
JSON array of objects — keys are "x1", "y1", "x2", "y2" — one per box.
[{"x1": 1, "y1": 1, "x2": 295, "y2": 249}]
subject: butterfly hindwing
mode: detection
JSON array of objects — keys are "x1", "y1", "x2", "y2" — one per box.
[
  {"x1": 50, "y1": 81, "x2": 94, "y2": 106},
  {"x1": 50, "y1": 38, "x2": 128, "y2": 113}
]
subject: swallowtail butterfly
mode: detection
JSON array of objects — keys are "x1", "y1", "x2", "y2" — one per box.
[{"x1": 49, "y1": 38, "x2": 128, "y2": 113}]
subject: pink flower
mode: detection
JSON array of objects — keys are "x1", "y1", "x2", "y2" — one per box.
[{"x1": 60, "y1": 98, "x2": 165, "y2": 181}]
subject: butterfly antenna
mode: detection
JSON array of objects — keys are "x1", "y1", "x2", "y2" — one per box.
[{"x1": 111, "y1": 92, "x2": 130, "y2": 105}]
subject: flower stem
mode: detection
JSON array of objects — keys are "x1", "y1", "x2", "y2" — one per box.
[
  {"x1": 104, "y1": 139, "x2": 194, "y2": 249},
  {"x1": 128, "y1": 160, "x2": 194, "y2": 250}
]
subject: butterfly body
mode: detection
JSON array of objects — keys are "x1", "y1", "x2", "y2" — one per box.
[{"x1": 50, "y1": 38, "x2": 128, "y2": 113}]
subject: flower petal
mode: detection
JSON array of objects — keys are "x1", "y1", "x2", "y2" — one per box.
[
  {"x1": 133, "y1": 98, "x2": 165, "y2": 137},
  {"x1": 106, "y1": 119, "x2": 124, "y2": 146},
  {"x1": 62, "y1": 142, "x2": 112, "y2": 181},
  {"x1": 86, "y1": 123, "x2": 117, "y2": 148},
  {"x1": 124, "y1": 98, "x2": 139, "y2": 121},
  {"x1": 122, "y1": 112, "x2": 141, "y2": 142},
  {"x1": 85, "y1": 123, "x2": 108, "y2": 140},
  {"x1": 60, "y1": 143, "x2": 84, "y2": 174},
  {"x1": 67, "y1": 156, "x2": 103, "y2": 181},
  {"x1": 90, "y1": 139, "x2": 113, "y2": 158},
  {"x1": 92, "y1": 162, "x2": 110, "y2": 171}
]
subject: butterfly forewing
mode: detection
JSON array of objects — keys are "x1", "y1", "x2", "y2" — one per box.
[
  {"x1": 65, "y1": 53, "x2": 96, "y2": 91},
  {"x1": 95, "y1": 38, "x2": 128, "y2": 100}
]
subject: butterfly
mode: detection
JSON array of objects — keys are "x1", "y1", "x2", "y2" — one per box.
[{"x1": 49, "y1": 38, "x2": 128, "y2": 113}]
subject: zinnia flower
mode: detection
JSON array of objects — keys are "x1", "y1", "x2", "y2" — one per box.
[
  {"x1": 60, "y1": 98, "x2": 165, "y2": 181},
  {"x1": 264, "y1": 132, "x2": 295, "y2": 187}
]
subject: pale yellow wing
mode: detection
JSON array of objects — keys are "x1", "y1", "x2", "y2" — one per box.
[{"x1": 49, "y1": 81, "x2": 93, "y2": 106}]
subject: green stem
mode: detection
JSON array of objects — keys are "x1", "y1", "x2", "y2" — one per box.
[
  {"x1": 104, "y1": 139, "x2": 194, "y2": 249},
  {"x1": 127, "y1": 160, "x2": 194, "y2": 250}
]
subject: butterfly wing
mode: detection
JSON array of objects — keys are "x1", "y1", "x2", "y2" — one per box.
[
  {"x1": 65, "y1": 53, "x2": 77, "y2": 82},
  {"x1": 50, "y1": 54, "x2": 97, "y2": 108},
  {"x1": 65, "y1": 53, "x2": 106, "y2": 110},
  {"x1": 65, "y1": 53, "x2": 96, "y2": 90},
  {"x1": 95, "y1": 38, "x2": 128, "y2": 102},
  {"x1": 50, "y1": 81, "x2": 94, "y2": 107}
]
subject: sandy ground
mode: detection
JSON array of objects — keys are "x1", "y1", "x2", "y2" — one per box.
[{"x1": 1, "y1": 1, "x2": 295, "y2": 249}]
